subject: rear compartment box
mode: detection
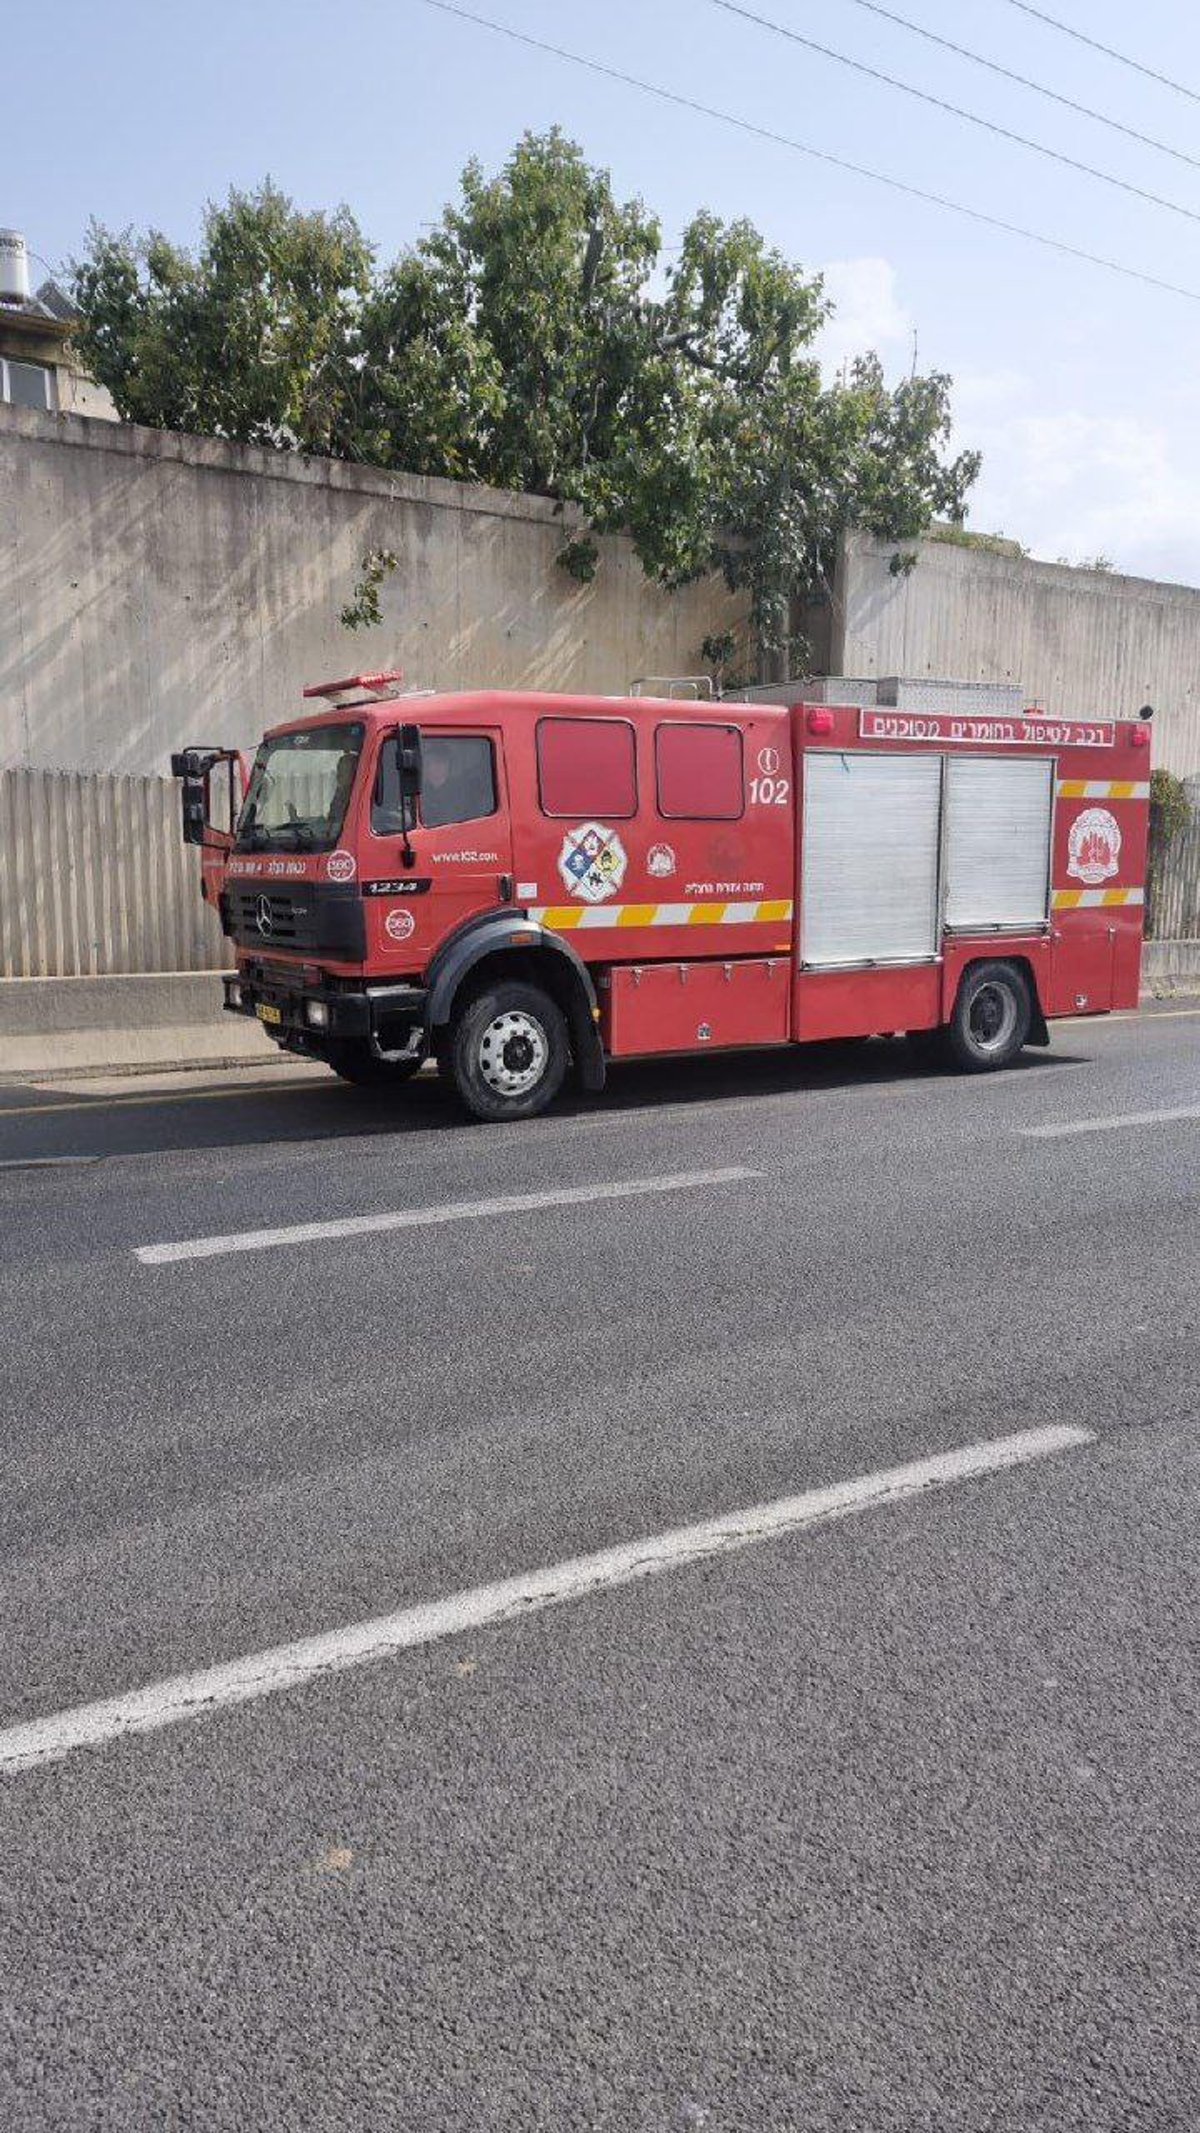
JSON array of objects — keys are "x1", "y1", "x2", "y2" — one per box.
[{"x1": 600, "y1": 958, "x2": 791, "y2": 1057}]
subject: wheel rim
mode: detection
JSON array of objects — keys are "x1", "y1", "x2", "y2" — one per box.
[
  {"x1": 477, "y1": 1009, "x2": 549, "y2": 1097},
  {"x1": 968, "y1": 981, "x2": 1018, "y2": 1055}
]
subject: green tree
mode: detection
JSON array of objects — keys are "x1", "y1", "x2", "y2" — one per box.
[
  {"x1": 69, "y1": 137, "x2": 981, "y2": 674},
  {"x1": 69, "y1": 183, "x2": 372, "y2": 455},
  {"x1": 353, "y1": 129, "x2": 660, "y2": 491}
]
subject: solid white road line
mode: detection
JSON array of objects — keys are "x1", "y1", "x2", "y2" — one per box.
[
  {"x1": 0, "y1": 1423, "x2": 1091, "y2": 1777},
  {"x1": 135, "y1": 1166, "x2": 761, "y2": 1265},
  {"x1": 1023, "y1": 1105, "x2": 1200, "y2": 1140}
]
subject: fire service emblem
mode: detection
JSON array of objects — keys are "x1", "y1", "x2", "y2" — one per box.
[
  {"x1": 557, "y1": 822, "x2": 628, "y2": 904},
  {"x1": 1067, "y1": 807, "x2": 1121, "y2": 886}
]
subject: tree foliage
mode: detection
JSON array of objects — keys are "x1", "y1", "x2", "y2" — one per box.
[
  {"x1": 70, "y1": 183, "x2": 371, "y2": 455},
  {"x1": 1150, "y1": 767, "x2": 1192, "y2": 847},
  {"x1": 70, "y1": 137, "x2": 981, "y2": 668}
]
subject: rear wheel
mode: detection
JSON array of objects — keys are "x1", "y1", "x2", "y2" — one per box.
[
  {"x1": 446, "y1": 980, "x2": 568, "y2": 1122},
  {"x1": 946, "y1": 961, "x2": 1032, "y2": 1073},
  {"x1": 324, "y1": 1039, "x2": 421, "y2": 1089}
]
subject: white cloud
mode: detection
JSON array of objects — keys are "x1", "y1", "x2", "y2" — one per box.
[
  {"x1": 960, "y1": 387, "x2": 1200, "y2": 585},
  {"x1": 816, "y1": 257, "x2": 912, "y2": 374},
  {"x1": 811, "y1": 259, "x2": 1200, "y2": 587}
]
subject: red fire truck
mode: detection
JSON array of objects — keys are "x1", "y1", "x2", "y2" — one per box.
[{"x1": 174, "y1": 674, "x2": 1150, "y2": 1121}]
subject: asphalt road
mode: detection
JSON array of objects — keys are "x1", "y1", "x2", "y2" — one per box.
[{"x1": 0, "y1": 1007, "x2": 1198, "y2": 2130}]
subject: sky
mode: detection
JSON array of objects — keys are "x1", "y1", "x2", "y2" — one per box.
[{"x1": 7, "y1": 0, "x2": 1200, "y2": 583}]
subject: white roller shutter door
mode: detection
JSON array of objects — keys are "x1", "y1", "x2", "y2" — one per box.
[
  {"x1": 801, "y1": 752, "x2": 942, "y2": 966},
  {"x1": 944, "y1": 756, "x2": 1053, "y2": 931}
]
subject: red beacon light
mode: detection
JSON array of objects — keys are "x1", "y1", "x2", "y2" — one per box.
[
  {"x1": 302, "y1": 669, "x2": 405, "y2": 705},
  {"x1": 804, "y1": 704, "x2": 836, "y2": 735},
  {"x1": 1131, "y1": 703, "x2": 1153, "y2": 748}
]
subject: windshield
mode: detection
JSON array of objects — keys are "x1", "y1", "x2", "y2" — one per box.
[{"x1": 235, "y1": 723, "x2": 365, "y2": 852}]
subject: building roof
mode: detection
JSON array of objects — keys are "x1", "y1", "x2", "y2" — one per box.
[{"x1": 0, "y1": 280, "x2": 77, "y2": 340}]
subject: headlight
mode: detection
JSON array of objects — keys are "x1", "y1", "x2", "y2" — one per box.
[{"x1": 305, "y1": 1000, "x2": 330, "y2": 1030}]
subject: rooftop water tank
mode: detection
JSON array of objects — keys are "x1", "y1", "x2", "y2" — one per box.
[{"x1": 0, "y1": 231, "x2": 31, "y2": 304}]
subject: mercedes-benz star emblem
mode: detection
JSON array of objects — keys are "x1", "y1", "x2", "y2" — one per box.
[{"x1": 255, "y1": 894, "x2": 274, "y2": 937}]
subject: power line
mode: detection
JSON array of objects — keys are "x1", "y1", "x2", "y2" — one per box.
[
  {"x1": 999, "y1": 0, "x2": 1200, "y2": 107},
  {"x1": 712, "y1": 0, "x2": 1200, "y2": 226},
  {"x1": 835, "y1": 0, "x2": 1200, "y2": 173},
  {"x1": 415, "y1": 1, "x2": 1200, "y2": 304}
]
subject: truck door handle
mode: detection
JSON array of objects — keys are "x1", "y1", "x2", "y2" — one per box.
[{"x1": 498, "y1": 874, "x2": 514, "y2": 902}]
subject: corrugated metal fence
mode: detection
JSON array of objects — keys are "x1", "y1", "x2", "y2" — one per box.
[
  {"x1": 1148, "y1": 792, "x2": 1200, "y2": 941},
  {"x1": 1, "y1": 766, "x2": 1197, "y2": 980},
  {"x1": 0, "y1": 770, "x2": 226, "y2": 978}
]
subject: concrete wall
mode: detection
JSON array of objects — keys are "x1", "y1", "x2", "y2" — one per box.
[
  {"x1": 831, "y1": 532, "x2": 1200, "y2": 778},
  {"x1": 0, "y1": 407, "x2": 749, "y2": 777}
]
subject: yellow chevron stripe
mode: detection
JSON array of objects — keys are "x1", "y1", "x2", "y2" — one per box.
[
  {"x1": 531, "y1": 900, "x2": 794, "y2": 930},
  {"x1": 1052, "y1": 887, "x2": 1143, "y2": 908},
  {"x1": 1056, "y1": 779, "x2": 1148, "y2": 799}
]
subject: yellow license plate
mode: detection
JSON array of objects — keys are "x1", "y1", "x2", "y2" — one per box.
[{"x1": 256, "y1": 1002, "x2": 283, "y2": 1027}]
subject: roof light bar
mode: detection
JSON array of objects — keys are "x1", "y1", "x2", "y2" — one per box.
[{"x1": 302, "y1": 670, "x2": 405, "y2": 703}]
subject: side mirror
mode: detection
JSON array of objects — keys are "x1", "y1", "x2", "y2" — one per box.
[
  {"x1": 394, "y1": 724, "x2": 422, "y2": 867},
  {"x1": 397, "y1": 723, "x2": 423, "y2": 812},
  {"x1": 181, "y1": 784, "x2": 207, "y2": 845},
  {"x1": 171, "y1": 748, "x2": 219, "y2": 847},
  {"x1": 170, "y1": 746, "x2": 242, "y2": 848}
]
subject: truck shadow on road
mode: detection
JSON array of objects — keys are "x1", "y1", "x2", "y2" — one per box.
[{"x1": 0, "y1": 1038, "x2": 1087, "y2": 1165}]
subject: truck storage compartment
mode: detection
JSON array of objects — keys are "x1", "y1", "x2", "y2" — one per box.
[
  {"x1": 793, "y1": 962, "x2": 943, "y2": 1043},
  {"x1": 943, "y1": 755, "x2": 1053, "y2": 931},
  {"x1": 601, "y1": 958, "x2": 790, "y2": 1057},
  {"x1": 800, "y1": 752, "x2": 942, "y2": 967}
]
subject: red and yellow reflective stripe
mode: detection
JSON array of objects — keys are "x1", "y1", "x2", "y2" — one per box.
[
  {"x1": 1052, "y1": 887, "x2": 1144, "y2": 909},
  {"x1": 531, "y1": 898, "x2": 794, "y2": 932},
  {"x1": 1056, "y1": 780, "x2": 1149, "y2": 799}
]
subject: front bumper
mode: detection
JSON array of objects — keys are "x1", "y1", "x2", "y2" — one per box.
[{"x1": 223, "y1": 971, "x2": 428, "y2": 1060}]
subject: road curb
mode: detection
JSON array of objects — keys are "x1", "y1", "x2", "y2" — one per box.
[{"x1": 0, "y1": 972, "x2": 272, "y2": 1078}]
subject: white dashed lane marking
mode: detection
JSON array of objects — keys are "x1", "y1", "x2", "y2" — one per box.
[
  {"x1": 0, "y1": 1425, "x2": 1092, "y2": 1776},
  {"x1": 1023, "y1": 1105, "x2": 1200, "y2": 1139},
  {"x1": 134, "y1": 1167, "x2": 762, "y2": 1265}
]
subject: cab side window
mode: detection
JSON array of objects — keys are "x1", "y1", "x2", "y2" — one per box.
[
  {"x1": 536, "y1": 718, "x2": 637, "y2": 818},
  {"x1": 655, "y1": 722, "x2": 744, "y2": 820},
  {"x1": 372, "y1": 735, "x2": 497, "y2": 834}
]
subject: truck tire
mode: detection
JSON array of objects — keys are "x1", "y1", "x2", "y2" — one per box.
[
  {"x1": 446, "y1": 979, "x2": 568, "y2": 1122},
  {"x1": 324, "y1": 1040, "x2": 421, "y2": 1089},
  {"x1": 946, "y1": 961, "x2": 1032, "y2": 1073}
]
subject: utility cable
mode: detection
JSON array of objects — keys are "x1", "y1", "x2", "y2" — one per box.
[
  {"x1": 834, "y1": 0, "x2": 1200, "y2": 172},
  {"x1": 712, "y1": 0, "x2": 1200, "y2": 226},
  {"x1": 999, "y1": 0, "x2": 1200, "y2": 107},
  {"x1": 416, "y1": 0, "x2": 1200, "y2": 303}
]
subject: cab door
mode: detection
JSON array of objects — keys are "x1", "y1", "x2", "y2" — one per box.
[
  {"x1": 171, "y1": 746, "x2": 249, "y2": 911},
  {"x1": 363, "y1": 725, "x2": 514, "y2": 969}
]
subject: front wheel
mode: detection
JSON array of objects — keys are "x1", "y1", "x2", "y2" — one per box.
[
  {"x1": 946, "y1": 961, "x2": 1032, "y2": 1073},
  {"x1": 446, "y1": 981, "x2": 568, "y2": 1122}
]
